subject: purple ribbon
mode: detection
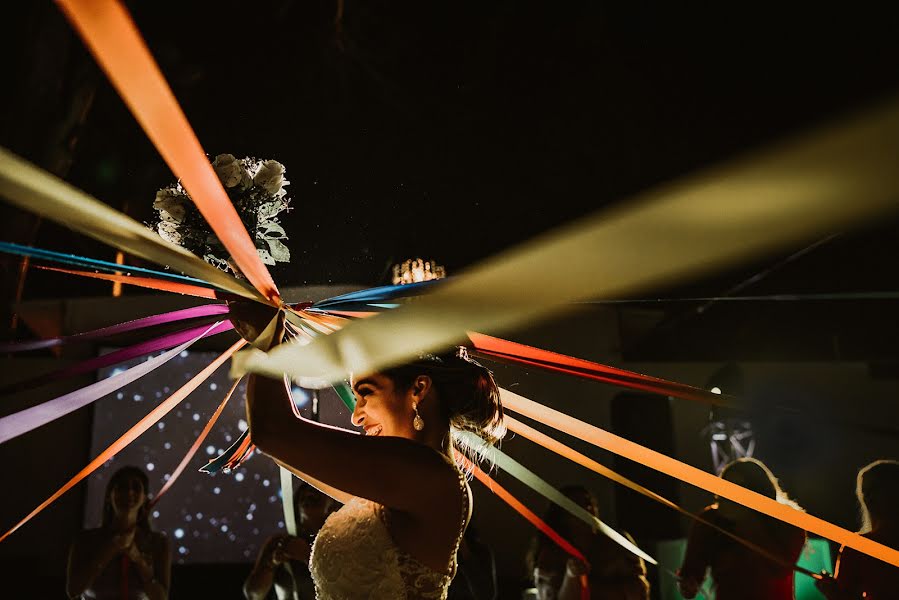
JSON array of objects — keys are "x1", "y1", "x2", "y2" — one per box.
[
  {"x1": 0, "y1": 304, "x2": 229, "y2": 353},
  {"x1": 0, "y1": 320, "x2": 235, "y2": 395},
  {"x1": 0, "y1": 322, "x2": 222, "y2": 445}
]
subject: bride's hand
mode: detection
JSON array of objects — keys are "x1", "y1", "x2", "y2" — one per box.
[{"x1": 227, "y1": 300, "x2": 285, "y2": 350}]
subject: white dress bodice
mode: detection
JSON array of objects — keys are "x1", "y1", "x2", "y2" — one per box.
[{"x1": 310, "y1": 483, "x2": 467, "y2": 600}]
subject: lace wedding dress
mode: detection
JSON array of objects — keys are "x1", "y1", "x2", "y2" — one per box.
[{"x1": 309, "y1": 472, "x2": 468, "y2": 600}]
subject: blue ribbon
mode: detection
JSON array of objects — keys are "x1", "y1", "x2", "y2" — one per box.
[{"x1": 0, "y1": 241, "x2": 217, "y2": 288}]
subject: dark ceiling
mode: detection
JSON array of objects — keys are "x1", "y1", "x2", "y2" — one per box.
[{"x1": 1, "y1": 1, "x2": 898, "y2": 361}]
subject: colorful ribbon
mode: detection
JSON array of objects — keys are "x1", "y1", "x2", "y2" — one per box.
[
  {"x1": 499, "y1": 387, "x2": 899, "y2": 568},
  {"x1": 457, "y1": 454, "x2": 591, "y2": 600},
  {"x1": 456, "y1": 431, "x2": 655, "y2": 565},
  {"x1": 56, "y1": 0, "x2": 280, "y2": 304},
  {"x1": 0, "y1": 241, "x2": 217, "y2": 289},
  {"x1": 0, "y1": 147, "x2": 263, "y2": 302},
  {"x1": 0, "y1": 322, "x2": 220, "y2": 445},
  {"x1": 0, "y1": 321, "x2": 233, "y2": 395},
  {"x1": 0, "y1": 338, "x2": 246, "y2": 543},
  {"x1": 503, "y1": 415, "x2": 819, "y2": 578},
  {"x1": 312, "y1": 280, "x2": 441, "y2": 309},
  {"x1": 200, "y1": 428, "x2": 254, "y2": 474},
  {"x1": 151, "y1": 376, "x2": 243, "y2": 506},
  {"x1": 233, "y1": 98, "x2": 899, "y2": 389},
  {"x1": 469, "y1": 332, "x2": 732, "y2": 407},
  {"x1": 0, "y1": 304, "x2": 228, "y2": 353},
  {"x1": 34, "y1": 265, "x2": 219, "y2": 299}
]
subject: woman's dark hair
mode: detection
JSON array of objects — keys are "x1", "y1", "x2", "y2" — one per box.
[
  {"x1": 101, "y1": 465, "x2": 152, "y2": 531},
  {"x1": 380, "y1": 346, "x2": 506, "y2": 448},
  {"x1": 856, "y1": 459, "x2": 899, "y2": 532},
  {"x1": 525, "y1": 485, "x2": 599, "y2": 574}
]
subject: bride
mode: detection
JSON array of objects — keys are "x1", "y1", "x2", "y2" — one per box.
[{"x1": 231, "y1": 305, "x2": 505, "y2": 599}]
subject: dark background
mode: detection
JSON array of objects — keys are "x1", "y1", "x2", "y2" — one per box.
[
  {"x1": 2, "y1": 1, "x2": 899, "y2": 361},
  {"x1": 2, "y1": 2, "x2": 899, "y2": 598}
]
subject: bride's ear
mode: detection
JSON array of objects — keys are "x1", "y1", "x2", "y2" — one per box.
[{"x1": 410, "y1": 375, "x2": 432, "y2": 403}]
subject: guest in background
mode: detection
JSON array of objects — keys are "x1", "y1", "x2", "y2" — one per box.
[
  {"x1": 678, "y1": 457, "x2": 806, "y2": 600},
  {"x1": 448, "y1": 519, "x2": 498, "y2": 600},
  {"x1": 817, "y1": 459, "x2": 899, "y2": 599},
  {"x1": 527, "y1": 485, "x2": 649, "y2": 600},
  {"x1": 244, "y1": 481, "x2": 338, "y2": 600},
  {"x1": 67, "y1": 465, "x2": 171, "y2": 599}
]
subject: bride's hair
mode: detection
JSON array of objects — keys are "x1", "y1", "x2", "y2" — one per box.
[{"x1": 380, "y1": 346, "x2": 506, "y2": 448}]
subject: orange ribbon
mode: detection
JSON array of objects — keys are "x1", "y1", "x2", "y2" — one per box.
[
  {"x1": 151, "y1": 377, "x2": 243, "y2": 506},
  {"x1": 504, "y1": 415, "x2": 819, "y2": 578},
  {"x1": 500, "y1": 388, "x2": 899, "y2": 569},
  {"x1": 35, "y1": 265, "x2": 218, "y2": 298},
  {"x1": 56, "y1": 0, "x2": 280, "y2": 304}
]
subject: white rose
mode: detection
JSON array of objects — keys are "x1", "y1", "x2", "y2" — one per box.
[
  {"x1": 153, "y1": 190, "x2": 186, "y2": 223},
  {"x1": 157, "y1": 221, "x2": 182, "y2": 244},
  {"x1": 253, "y1": 160, "x2": 285, "y2": 195},
  {"x1": 212, "y1": 153, "x2": 245, "y2": 188}
]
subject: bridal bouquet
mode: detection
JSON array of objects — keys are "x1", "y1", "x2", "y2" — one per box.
[{"x1": 150, "y1": 154, "x2": 292, "y2": 273}]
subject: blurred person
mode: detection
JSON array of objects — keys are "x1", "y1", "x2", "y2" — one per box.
[
  {"x1": 67, "y1": 465, "x2": 171, "y2": 599},
  {"x1": 447, "y1": 519, "x2": 498, "y2": 600},
  {"x1": 527, "y1": 485, "x2": 649, "y2": 600},
  {"x1": 817, "y1": 459, "x2": 899, "y2": 599},
  {"x1": 678, "y1": 457, "x2": 806, "y2": 600},
  {"x1": 244, "y1": 481, "x2": 339, "y2": 600}
]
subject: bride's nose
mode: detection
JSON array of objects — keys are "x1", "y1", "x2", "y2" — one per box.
[{"x1": 351, "y1": 403, "x2": 365, "y2": 427}]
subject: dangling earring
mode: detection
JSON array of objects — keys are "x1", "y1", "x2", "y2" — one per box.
[{"x1": 412, "y1": 402, "x2": 425, "y2": 431}]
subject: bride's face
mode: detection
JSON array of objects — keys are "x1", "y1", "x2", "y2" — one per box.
[{"x1": 350, "y1": 373, "x2": 414, "y2": 439}]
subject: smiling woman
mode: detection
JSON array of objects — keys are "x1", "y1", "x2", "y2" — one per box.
[{"x1": 231, "y1": 302, "x2": 506, "y2": 600}]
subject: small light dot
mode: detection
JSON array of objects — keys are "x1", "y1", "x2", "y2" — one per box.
[
  {"x1": 164, "y1": 442, "x2": 172, "y2": 450},
  {"x1": 235, "y1": 472, "x2": 245, "y2": 482},
  {"x1": 116, "y1": 393, "x2": 124, "y2": 400},
  {"x1": 213, "y1": 487, "x2": 221, "y2": 495},
  {"x1": 238, "y1": 419, "x2": 248, "y2": 432},
  {"x1": 221, "y1": 525, "x2": 228, "y2": 533},
  {"x1": 163, "y1": 474, "x2": 171, "y2": 481},
  {"x1": 185, "y1": 515, "x2": 192, "y2": 522},
  {"x1": 196, "y1": 512, "x2": 203, "y2": 520},
  {"x1": 246, "y1": 513, "x2": 253, "y2": 521},
  {"x1": 206, "y1": 445, "x2": 216, "y2": 455},
  {"x1": 210, "y1": 383, "x2": 218, "y2": 391},
  {"x1": 262, "y1": 479, "x2": 270, "y2": 487},
  {"x1": 180, "y1": 351, "x2": 189, "y2": 358},
  {"x1": 146, "y1": 463, "x2": 154, "y2": 472},
  {"x1": 152, "y1": 511, "x2": 160, "y2": 518},
  {"x1": 157, "y1": 422, "x2": 165, "y2": 430},
  {"x1": 133, "y1": 394, "x2": 143, "y2": 402},
  {"x1": 178, "y1": 546, "x2": 187, "y2": 555},
  {"x1": 193, "y1": 413, "x2": 200, "y2": 422},
  {"x1": 277, "y1": 521, "x2": 284, "y2": 529},
  {"x1": 174, "y1": 529, "x2": 184, "y2": 539}
]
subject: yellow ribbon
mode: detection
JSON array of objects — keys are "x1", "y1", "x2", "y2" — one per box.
[{"x1": 232, "y1": 98, "x2": 899, "y2": 383}]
